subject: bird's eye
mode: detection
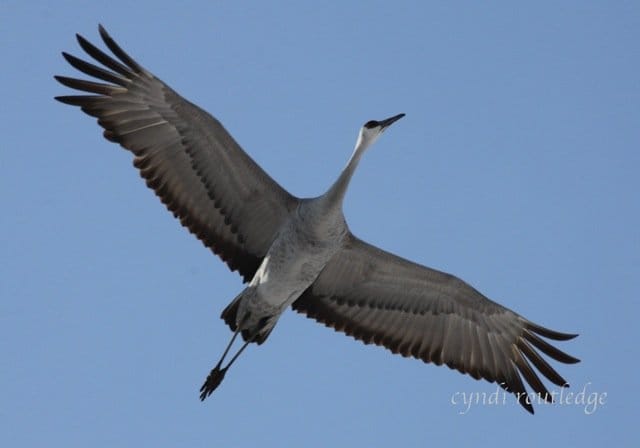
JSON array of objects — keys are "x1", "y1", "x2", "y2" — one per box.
[{"x1": 364, "y1": 120, "x2": 378, "y2": 129}]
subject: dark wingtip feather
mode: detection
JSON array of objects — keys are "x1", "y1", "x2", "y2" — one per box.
[
  {"x1": 528, "y1": 322, "x2": 578, "y2": 341},
  {"x1": 513, "y1": 347, "x2": 553, "y2": 404},
  {"x1": 54, "y1": 95, "x2": 81, "y2": 105},
  {"x1": 75, "y1": 32, "x2": 91, "y2": 50},
  {"x1": 54, "y1": 75, "x2": 75, "y2": 88},
  {"x1": 524, "y1": 331, "x2": 580, "y2": 364},
  {"x1": 499, "y1": 381, "x2": 534, "y2": 415},
  {"x1": 97, "y1": 24, "x2": 144, "y2": 74},
  {"x1": 73, "y1": 28, "x2": 133, "y2": 78},
  {"x1": 61, "y1": 51, "x2": 127, "y2": 86},
  {"x1": 54, "y1": 75, "x2": 123, "y2": 96},
  {"x1": 517, "y1": 339, "x2": 573, "y2": 387},
  {"x1": 98, "y1": 24, "x2": 110, "y2": 42}
]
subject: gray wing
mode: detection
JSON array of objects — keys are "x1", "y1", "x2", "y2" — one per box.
[
  {"x1": 55, "y1": 26, "x2": 298, "y2": 281},
  {"x1": 292, "y1": 233, "x2": 579, "y2": 414}
]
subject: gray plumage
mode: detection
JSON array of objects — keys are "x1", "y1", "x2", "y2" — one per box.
[{"x1": 55, "y1": 25, "x2": 579, "y2": 414}]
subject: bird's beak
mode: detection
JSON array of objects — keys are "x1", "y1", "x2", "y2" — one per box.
[{"x1": 379, "y1": 113, "x2": 405, "y2": 131}]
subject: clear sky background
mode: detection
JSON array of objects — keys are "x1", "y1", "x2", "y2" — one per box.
[{"x1": 2, "y1": 1, "x2": 638, "y2": 446}]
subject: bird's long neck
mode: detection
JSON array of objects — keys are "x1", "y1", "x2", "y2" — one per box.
[{"x1": 323, "y1": 136, "x2": 367, "y2": 208}]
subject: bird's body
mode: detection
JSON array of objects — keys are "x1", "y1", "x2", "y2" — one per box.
[
  {"x1": 229, "y1": 196, "x2": 349, "y2": 343},
  {"x1": 56, "y1": 25, "x2": 579, "y2": 414}
]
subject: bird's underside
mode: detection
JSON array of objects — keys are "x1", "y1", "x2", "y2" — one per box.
[{"x1": 55, "y1": 25, "x2": 579, "y2": 414}]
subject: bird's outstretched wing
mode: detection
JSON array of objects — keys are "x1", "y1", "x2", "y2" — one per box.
[
  {"x1": 55, "y1": 25, "x2": 298, "y2": 281},
  {"x1": 293, "y1": 233, "x2": 579, "y2": 414}
]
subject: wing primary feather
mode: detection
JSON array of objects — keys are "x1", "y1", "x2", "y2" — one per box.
[
  {"x1": 523, "y1": 330, "x2": 580, "y2": 364},
  {"x1": 527, "y1": 321, "x2": 578, "y2": 341},
  {"x1": 54, "y1": 95, "x2": 101, "y2": 106},
  {"x1": 517, "y1": 338, "x2": 571, "y2": 387},
  {"x1": 98, "y1": 25, "x2": 146, "y2": 74},
  {"x1": 76, "y1": 33, "x2": 132, "y2": 77},
  {"x1": 61, "y1": 52, "x2": 128, "y2": 86},
  {"x1": 54, "y1": 75, "x2": 126, "y2": 95},
  {"x1": 503, "y1": 362, "x2": 534, "y2": 414},
  {"x1": 512, "y1": 346, "x2": 553, "y2": 403}
]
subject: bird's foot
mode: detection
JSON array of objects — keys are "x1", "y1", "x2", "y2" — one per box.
[{"x1": 199, "y1": 366, "x2": 227, "y2": 401}]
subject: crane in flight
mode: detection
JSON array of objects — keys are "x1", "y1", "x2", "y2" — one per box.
[{"x1": 55, "y1": 25, "x2": 579, "y2": 414}]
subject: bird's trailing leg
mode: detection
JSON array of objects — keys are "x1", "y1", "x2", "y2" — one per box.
[{"x1": 199, "y1": 329, "x2": 251, "y2": 400}]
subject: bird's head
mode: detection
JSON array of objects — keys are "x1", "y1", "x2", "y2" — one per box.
[{"x1": 355, "y1": 113, "x2": 405, "y2": 153}]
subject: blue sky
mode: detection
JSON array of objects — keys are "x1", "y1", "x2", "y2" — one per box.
[{"x1": 2, "y1": 1, "x2": 638, "y2": 446}]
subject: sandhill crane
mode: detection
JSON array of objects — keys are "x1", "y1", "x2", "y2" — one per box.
[{"x1": 55, "y1": 25, "x2": 579, "y2": 414}]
